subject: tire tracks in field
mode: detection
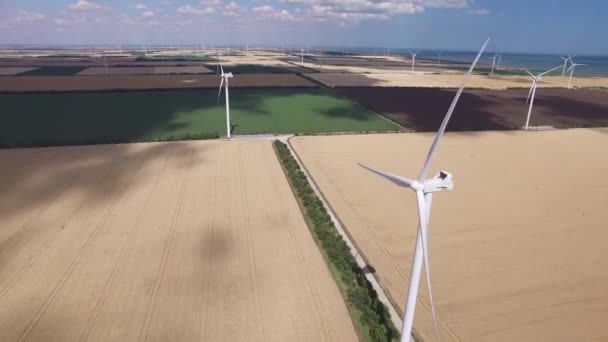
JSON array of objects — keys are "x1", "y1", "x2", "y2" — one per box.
[
  {"x1": 200, "y1": 143, "x2": 222, "y2": 342},
  {"x1": 17, "y1": 144, "x2": 148, "y2": 342},
  {"x1": 139, "y1": 146, "x2": 195, "y2": 342},
  {"x1": 0, "y1": 146, "x2": 105, "y2": 253},
  {"x1": 78, "y1": 147, "x2": 172, "y2": 342},
  {"x1": 0, "y1": 145, "x2": 120, "y2": 300},
  {"x1": 263, "y1": 142, "x2": 331, "y2": 341},
  {"x1": 237, "y1": 143, "x2": 268, "y2": 339}
]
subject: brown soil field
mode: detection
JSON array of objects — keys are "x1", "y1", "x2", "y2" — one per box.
[
  {"x1": 337, "y1": 87, "x2": 608, "y2": 130},
  {"x1": 0, "y1": 140, "x2": 357, "y2": 342},
  {"x1": 0, "y1": 67, "x2": 39, "y2": 76},
  {"x1": 0, "y1": 74, "x2": 316, "y2": 92},
  {"x1": 77, "y1": 66, "x2": 213, "y2": 75},
  {"x1": 306, "y1": 72, "x2": 608, "y2": 89},
  {"x1": 291, "y1": 129, "x2": 608, "y2": 342}
]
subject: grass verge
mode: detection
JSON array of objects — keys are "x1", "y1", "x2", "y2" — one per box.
[{"x1": 274, "y1": 140, "x2": 399, "y2": 342}]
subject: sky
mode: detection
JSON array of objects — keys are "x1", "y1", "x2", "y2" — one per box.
[{"x1": 0, "y1": 0, "x2": 606, "y2": 54}]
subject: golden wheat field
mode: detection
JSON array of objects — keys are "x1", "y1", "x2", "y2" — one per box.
[
  {"x1": 0, "y1": 140, "x2": 356, "y2": 342},
  {"x1": 291, "y1": 128, "x2": 608, "y2": 342}
]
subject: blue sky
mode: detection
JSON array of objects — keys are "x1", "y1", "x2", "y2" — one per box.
[{"x1": 1, "y1": 0, "x2": 606, "y2": 54}]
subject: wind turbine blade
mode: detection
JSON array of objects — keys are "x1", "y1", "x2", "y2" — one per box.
[
  {"x1": 416, "y1": 191, "x2": 441, "y2": 342},
  {"x1": 220, "y1": 64, "x2": 224, "y2": 75},
  {"x1": 538, "y1": 65, "x2": 564, "y2": 77},
  {"x1": 217, "y1": 78, "x2": 224, "y2": 104},
  {"x1": 524, "y1": 68, "x2": 534, "y2": 77},
  {"x1": 417, "y1": 38, "x2": 489, "y2": 183},
  {"x1": 357, "y1": 163, "x2": 414, "y2": 188}
]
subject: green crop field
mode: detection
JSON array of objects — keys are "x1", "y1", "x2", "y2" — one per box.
[{"x1": 0, "y1": 88, "x2": 398, "y2": 147}]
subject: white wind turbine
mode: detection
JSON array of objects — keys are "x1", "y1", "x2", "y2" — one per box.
[
  {"x1": 409, "y1": 50, "x2": 422, "y2": 72},
  {"x1": 496, "y1": 52, "x2": 503, "y2": 69},
  {"x1": 358, "y1": 38, "x2": 490, "y2": 342},
  {"x1": 489, "y1": 53, "x2": 499, "y2": 75},
  {"x1": 560, "y1": 55, "x2": 574, "y2": 77},
  {"x1": 435, "y1": 50, "x2": 443, "y2": 66},
  {"x1": 523, "y1": 65, "x2": 563, "y2": 129},
  {"x1": 566, "y1": 61, "x2": 586, "y2": 89},
  {"x1": 217, "y1": 63, "x2": 234, "y2": 139}
]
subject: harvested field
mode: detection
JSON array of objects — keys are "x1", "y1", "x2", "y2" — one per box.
[
  {"x1": 0, "y1": 140, "x2": 357, "y2": 342},
  {"x1": 0, "y1": 88, "x2": 397, "y2": 147},
  {"x1": 306, "y1": 72, "x2": 608, "y2": 89},
  {"x1": 291, "y1": 129, "x2": 608, "y2": 342},
  {"x1": 16, "y1": 66, "x2": 88, "y2": 76},
  {"x1": 0, "y1": 74, "x2": 315, "y2": 92},
  {"x1": 337, "y1": 87, "x2": 608, "y2": 130},
  {"x1": 77, "y1": 66, "x2": 213, "y2": 75},
  {"x1": 0, "y1": 67, "x2": 39, "y2": 76}
]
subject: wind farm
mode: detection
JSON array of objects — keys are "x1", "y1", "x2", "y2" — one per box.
[{"x1": 1, "y1": 1, "x2": 608, "y2": 341}]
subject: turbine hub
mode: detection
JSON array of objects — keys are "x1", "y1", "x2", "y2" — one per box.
[
  {"x1": 411, "y1": 181, "x2": 424, "y2": 192},
  {"x1": 423, "y1": 171, "x2": 454, "y2": 193}
]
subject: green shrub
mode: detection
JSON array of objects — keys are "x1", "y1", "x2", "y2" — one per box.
[{"x1": 273, "y1": 140, "x2": 398, "y2": 342}]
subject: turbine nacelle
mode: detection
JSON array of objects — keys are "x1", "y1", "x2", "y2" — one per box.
[{"x1": 424, "y1": 171, "x2": 454, "y2": 193}]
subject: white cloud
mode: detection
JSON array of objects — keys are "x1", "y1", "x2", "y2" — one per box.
[
  {"x1": 466, "y1": 8, "x2": 489, "y2": 15},
  {"x1": 135, "y1": 4, "x2": 147, "y2": 10},
  {"x1": 177, "y1": 4, "x2": 215, "y2": 15},
  {"x1": 68, "y1": 0, "x2": 105, "y2": 11},
  {"x1": 11, "y1": 10, "x2": 45, "y2": 23},
  {"x1": 142, "y1": 10, "x2": 155, "y2": 17},
  {"x1": 223, "y1": 1, "x2": 245, "y2": 16},
  {"x1": 252, "y1": 5, "x2": 274, "y2": 13}
]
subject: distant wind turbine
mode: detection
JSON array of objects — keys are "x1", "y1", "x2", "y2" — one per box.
[
  {"x1": 496, "y1": 52, "x2": 503, "y2": 69},
  {"x1": 523, "y1": 65, "x2": 563, "y2": 129},
  {"x1": 489, "y1": 54, "x2": 500, "y2": 75},
  {"x1": 435, "y1": 50, "x2": 443, "y2": 66},
  {"x1": 560, "y1": 55, "x2": 574, "y2": 77},
  {"x1": 409, "y1": 50, "x2": 422, "y2": 72},
  {"x1": 358, "y1": 38, "x2": 490, "y2": 342},
  {"x1": 566, "y1": 61, "x2": 586, "y2": 89},
  {"x1": 217, "y1": 63, "x2": 234, "y2": 139}
]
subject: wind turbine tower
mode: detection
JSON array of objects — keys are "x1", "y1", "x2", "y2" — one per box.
[{"x1": 359, "y1": 38, "x2": 490, "y2": 342}]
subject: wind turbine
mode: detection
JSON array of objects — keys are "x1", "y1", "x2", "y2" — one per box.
[
  {"x1": 560, "y1": 55, "x2": 575, "y2": 77},
  {"x1": 566, "y1": 61, "x2": 586, "y2": 89},
  {"x1": 358, "y1": 38, "x2": 490, "y2": 342},
  {"x1": 489, "y1": 54, "x2": 499, "y2": 75},
  {"x1": 217, "y1": 63, "x2": 234, "y2": 139},
  {"x1": 216, "y1": 51, "x2": 222, "y2": 74},
  {"x1": 523, "y1": 65, "x2": 563, "y2": 129},
  {"x1": 496, "y1": 52, "x2": 503, "y2": 69},
  {"x1": 435, "y1": 50, "x2": 443, "y2": 66},
  {"x1": 409, "y1": 50, "x2": 422, "y2": 72}
]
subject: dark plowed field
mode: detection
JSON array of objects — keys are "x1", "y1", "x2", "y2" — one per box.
[{"x1": 338, "y1": 87, "x2": 608, "y2": 131}]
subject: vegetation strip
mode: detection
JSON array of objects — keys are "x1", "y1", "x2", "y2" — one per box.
[{"x1": 273, "y1": 140, "x2": 398, "y2": 342}]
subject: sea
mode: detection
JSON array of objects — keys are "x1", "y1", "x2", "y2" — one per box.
[{"x1": 326, "y1": 47, "x2": 608, "y2": 77}]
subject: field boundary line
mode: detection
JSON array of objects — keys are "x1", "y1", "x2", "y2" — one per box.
[
  {"x1": 282, "y1": 136, "x2": 404, "y2": 330},
  {"x1": 263, "y1": 141, "x2": 332, "y2": 339}
]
